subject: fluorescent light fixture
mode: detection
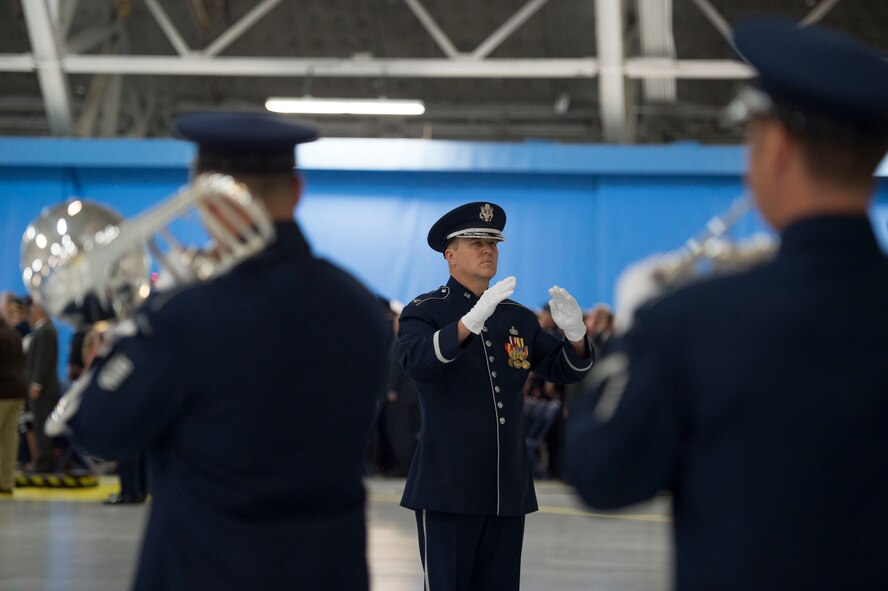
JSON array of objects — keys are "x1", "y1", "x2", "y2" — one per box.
[{"x1": 265, "y1": 97, "x2": 425, "y2": 116}]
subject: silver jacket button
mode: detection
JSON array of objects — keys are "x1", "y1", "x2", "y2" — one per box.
[
  {"x1": 499, "y1": 417, "x2": 506, "y2": 424},
  {"x1": 491, "y1": 371, "x2": 497, "y2": 378},
  {"x1": 485, "y1": 340, "x2": 492, "y2": 347},
  {"x1": 489, "y1": 356, "x2": 495, "y2": 362},
  {"x1": 497, "y1": 402, "x2": 503, "y2": 409},
  {"x1": 494, "y1": 386, "x2": 500, "y2": 393}
]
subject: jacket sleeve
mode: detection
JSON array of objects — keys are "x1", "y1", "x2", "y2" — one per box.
[
  {"x1": 68, "y1": 314, "x2": 185, "y2": 459},
  {"x1": 28, "y1": 327, "x2": 58, "y2": 390},
  {"x1": 529, "y1": 327, "x2": 594, "y2": 385},
  {"x1": 397, "y1": 302, "x2": 466, "y2": 384},
  {"x1": 564, "y1": 308, "x2": 681, "y2": 509}
]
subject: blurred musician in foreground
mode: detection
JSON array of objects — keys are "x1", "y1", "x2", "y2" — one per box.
[
  {"x1": 65, "y1": 112, "x2": 391, "y2": 590},
  {"x1": 566, "y1": 19, "x2": 888, "y2": 591}
]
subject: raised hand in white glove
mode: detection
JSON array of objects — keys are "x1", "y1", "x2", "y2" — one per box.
[
  {"x1": 461, "y1": 276, "x2": 516, "y2": 334},
  {"x1": 548, "y1": 286, "x2": 586, "y2": 342}
]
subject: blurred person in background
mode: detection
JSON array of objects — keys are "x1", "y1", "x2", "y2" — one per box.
[
  {"x1": 0, "y1": 301, "x2": 27, "y2": 494},
  {"x1": 585, "y1": 304, "x2": 614, "y2": 357},
  {"x1": 24, "y1": 302, "x2": 59, "y2": 474}
]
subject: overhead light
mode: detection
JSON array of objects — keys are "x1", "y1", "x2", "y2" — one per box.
[{"x1": 265, "y1": 97, "x2": 425, "y2": 116}]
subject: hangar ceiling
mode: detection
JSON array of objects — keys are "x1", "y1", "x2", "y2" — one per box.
[{"x1": 0, "y1": 0, "x2": 885, "y2": 143}]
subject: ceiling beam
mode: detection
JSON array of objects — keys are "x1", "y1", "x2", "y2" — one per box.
[
  {"x1": 20, "y1": 0, "x2": 73, "y2": 135},
  {"x1": 595, "y1": 0, "x2": 630, "y2": 143},
  {"x1": 624, "y1": 58, "x2": 753, "y2": 79},
  {"x1": 50, "y1": 0, "x2": 79, "y2": 41},
  {"x1": 65, "y1": 21, "x2": 121, "y2": 54},
  {"x1": 201, "y1": 0, "x2": 284, "y2": 57},
  {"x1": 0, "y1": 55, "x2": 37, "y2": 72},
  {"x1": 470, "y1": 0, "x2": 550, "y2": 60},
  {"x1": 402, "y1": 0, "x2": 461, "y2": 58},
  {"x1": 143, "y1": 0, "x2": 191, "y2": 56},
  {"x1": 800, "y1": 0, "x2": 842, "y2": 26},
  {"x1": 637, "y1": 0, "x2": 676, "y2": 102},
  {"x1": 98, "y1": 73, "x2": 122, "y2": 137},
  {"x1": 12, "y1": 55, "x2": 599, "y2": 77},
  {"x1": 689, "y1": 0, "x2": 734, "y2": 47},
  {"x1": 0, "y1": 52, "x2": 765, "y2": 79}
]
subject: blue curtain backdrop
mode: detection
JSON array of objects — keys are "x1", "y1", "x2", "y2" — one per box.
[{"x1": 2, "y1": 137, "x2": 887, "y2": 378}]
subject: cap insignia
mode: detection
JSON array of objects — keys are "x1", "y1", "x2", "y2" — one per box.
[{"x1": 480, "y1": 204, "x2": 494, "y2": 223}]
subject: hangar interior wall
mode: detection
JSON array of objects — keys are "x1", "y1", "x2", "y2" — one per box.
[{"x1": 2, "y1": 137, "x2": 887, "y2": 376}]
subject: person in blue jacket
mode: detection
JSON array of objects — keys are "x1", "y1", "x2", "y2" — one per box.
[
  {"x1": 67, "y1": 111, "x2": 391, "y2": 590},
  {"x1": 398, "y1": 201, "x2": 593, "y2": 590},
  {"x1": 566, "y1": 19, "x2": 888, "y2": 591}
]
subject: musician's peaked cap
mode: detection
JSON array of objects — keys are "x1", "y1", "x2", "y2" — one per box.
[
  {"x1": 733, "y1": 18, "x2": 888, "y2": 139},
  {"x1": 172, "y1": 111, "x2": 319, "y2": 173},
  {"x1": 427, "y1": 202, "x2": 506, "y2": 252}
]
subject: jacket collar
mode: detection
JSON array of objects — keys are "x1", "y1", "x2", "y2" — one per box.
[
  {"x1": 447, "y1": 276, "x2": 484, "y2": 310},
  {"x1": 270, "y1": 221, "x2": 312, "y2": 256},
  {"x1": 778, "y1": 214, "x2": 883, "y2": 260}
]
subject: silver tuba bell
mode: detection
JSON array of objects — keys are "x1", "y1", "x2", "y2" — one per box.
[{"x1": 21, "y1": 173, "x2": 276, "y2": 436}]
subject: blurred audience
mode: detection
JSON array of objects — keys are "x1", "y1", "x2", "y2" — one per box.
[
  {"x1": 381, "y1": 305, "x2": 419, "y2": 477},
  {"x1": 67, "y1": 328, "x2": 89, "y2": 384},
  {"x1": 0, "y1": 303, "x2": 27, "y2": 494},
  {"x1": 24, "y1": 302, "x2": 60, "y2": 473},
  {"x1": 585, "y1": 304, "x2": 614, "y2": 358},
  {"x1": 531, "y1": 304, "x2": 566, "y2": 478}
]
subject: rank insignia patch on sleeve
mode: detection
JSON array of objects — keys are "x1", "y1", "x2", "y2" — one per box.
[{"x1": 97, "y1": 354, "x2": 135, "y2": 391}]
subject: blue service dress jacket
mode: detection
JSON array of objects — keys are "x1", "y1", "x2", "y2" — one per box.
[
  {"x1": 398, "y1": 276, "x2": 593, "y2": 516},
  {"x1": 566, "y1": 215, "x2": 888, "y2": 591},
  {"x1": 69, "y1": 222, "x2": 391, "y2": 591}
]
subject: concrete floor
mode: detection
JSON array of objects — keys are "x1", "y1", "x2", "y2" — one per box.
[{"x1": 0, "y1": 478, "x2": 672, "y2": 590}]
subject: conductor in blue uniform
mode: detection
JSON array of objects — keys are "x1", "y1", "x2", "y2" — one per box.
[
  {"x1": 68, "y1": 112, "x2": 391, "y2": 590},
  {"x1": 398, "y1": 202, "x2": 594, "y2": 590},
  {"x1": 566, "y1": 19, "x2": 888, "y2": 591}
]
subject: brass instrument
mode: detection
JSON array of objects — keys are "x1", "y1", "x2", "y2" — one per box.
[
  {"x1": 652, "y1": 195, "x2": 778, "y2": 288},
  {"x1": 21, "y1": 173, "x2": 275, "y2": 436},
  {"x1": 615, "y1": 195, "x2": 778, "y2": 333}
]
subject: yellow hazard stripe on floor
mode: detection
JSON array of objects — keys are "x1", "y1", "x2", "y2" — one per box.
[
  {"x1": 367, "y1": 493, "x2": 671, "y2": 523},
  {"x1": 0, "y1": 476, "x2": 120, "y2": 502}
]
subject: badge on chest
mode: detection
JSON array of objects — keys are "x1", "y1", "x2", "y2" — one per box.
[{"x1": 505, "y1": 327, "x2": 530, "y2": 370}]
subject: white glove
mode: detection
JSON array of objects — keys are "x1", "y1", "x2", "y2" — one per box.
[
  {"x1": 461, "y1": 276, "x2": 516, "y2": 334},
  {"x1": 548, "y1": 286, "x2": 586, "y2": 342},
  {"x1": 613, "y1": 252, "x2": 680, "y2": 334}
]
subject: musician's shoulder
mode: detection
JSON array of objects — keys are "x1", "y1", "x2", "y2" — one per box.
[
  {"x1": 643, "y1": 262, "x2": 777, "y2": 329},
  {"x1": 134, "y1": 281, "x2": 215, "y2": 337}
]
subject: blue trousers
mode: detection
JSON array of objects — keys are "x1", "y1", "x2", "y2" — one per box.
[{"x1": 415, "y1": 510, "x2": 525, "y2": 591}]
